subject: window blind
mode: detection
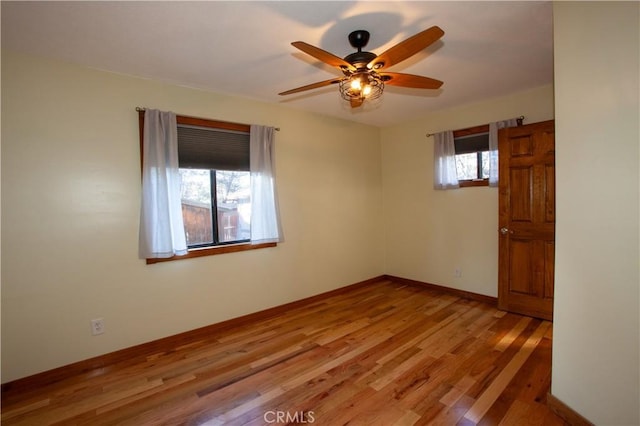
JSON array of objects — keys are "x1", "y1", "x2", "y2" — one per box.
[
  {"x1": 177, "y1": 124, "x2": 250, "y2": 171},
  {"x1": 454, "y1": 132, "x2": 489, "y2": 155}
]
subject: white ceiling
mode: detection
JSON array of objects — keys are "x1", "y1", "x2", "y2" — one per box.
[{"x1": 1, "y1": 1, "x2": 553, "y2": 127}]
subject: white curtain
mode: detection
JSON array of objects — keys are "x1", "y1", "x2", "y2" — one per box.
[
  {"x1": 138, "y1": 109, "x2": 187, "y2": 259},
  {"x1": 250, "y1": 125, "x2": 283, "y2": 244},
  {"x1": 488, "y1": 118, "x2": 520, "y2": 187},
  {"x1": 433, "y1": 130, "x2": 460, "y2": 190}
]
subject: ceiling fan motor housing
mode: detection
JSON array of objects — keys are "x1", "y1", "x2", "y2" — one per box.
[
  {"x1": 344, "y1": 51, "x2": 377, "y2": 69},
  {"x1": 345, "y1": 30, "x2": 378, "y2": 69}
]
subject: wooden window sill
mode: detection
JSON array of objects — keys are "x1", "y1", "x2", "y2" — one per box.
[
  {"x1": 459, "y1": 179, "x2": 489, "y2": 188},
  {"x1": 146, "y1": 242, "x2": 277, "y2": 264}
]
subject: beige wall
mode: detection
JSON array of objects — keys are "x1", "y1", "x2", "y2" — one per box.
[
  {"x1": 552, "y1": 2, "x2": 639, "y2": 424},
  {"x1": 1, "y1": 51, "x2": 384, "y2": 382},
  {"x1": 381, "y1": 85, "x2": 554, "y2": 297}
]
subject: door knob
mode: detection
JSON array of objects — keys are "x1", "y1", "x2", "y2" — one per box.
[{"x1": 500, "y1": 227, "x2": 509, "y2": 235}]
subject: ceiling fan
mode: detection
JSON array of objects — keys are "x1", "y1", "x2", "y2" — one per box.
[{"x1": 279, "y1": 26, "x2": 445, "y2": 108}]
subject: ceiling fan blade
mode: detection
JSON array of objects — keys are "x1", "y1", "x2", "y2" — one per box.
[
  {"x1": 350, "y1": 98, "x2": 364, "y2": 108},
  {"x1": 380, "y1": 72, "x2": 443, "y2": 89},
  {"x1": 291, "y1": 41, "x2": 356, "y2": 71},
  {"x1": 278, "y1": 78, "x2": 342, "y2": 96},
  {"x1": 368, "y1": 26, "x2": 444, "y2": 71}
]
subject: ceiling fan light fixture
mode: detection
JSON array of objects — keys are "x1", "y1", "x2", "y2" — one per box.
[{"x1": 338, "y1": 72, "x2": 384, "y2": 102}]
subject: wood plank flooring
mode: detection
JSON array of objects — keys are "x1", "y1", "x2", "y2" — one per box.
[{"x1": 1, "y1": 279, "x2": 567, "y2": 425}]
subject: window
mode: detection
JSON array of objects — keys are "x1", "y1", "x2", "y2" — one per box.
[
  {"x1": 138, "y1": 112, "x2": 277, "y2": 264},
  {"x1": 177, "y1": 122, "x2": 251, "y2": 248},
  {"x1": 453, "y1": 124, "x2": 490, "y2": 187}
]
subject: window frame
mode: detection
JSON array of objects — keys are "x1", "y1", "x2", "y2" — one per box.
[
  {"x1": 453, "y1": 124, "x2": 490, "y2": 188},
  {"x1": 138, "y1": 111, "x2": 276, "y2": 264}
]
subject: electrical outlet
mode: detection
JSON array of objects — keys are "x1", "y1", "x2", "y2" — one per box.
[
  {"x1": 454, "y1": 267, "x2": 463, "y2": 278},
  {"x1": 91, "y1": 318, "x2": 105, "y2": 336}
]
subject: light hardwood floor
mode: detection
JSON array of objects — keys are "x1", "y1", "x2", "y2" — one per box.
[{"x1": 1, "y1": 279, "x2": 567, "y2": 425}]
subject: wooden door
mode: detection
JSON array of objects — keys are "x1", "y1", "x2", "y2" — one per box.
[{"x1": 498, "y1": 120, "x2": 555, "y2": 320}]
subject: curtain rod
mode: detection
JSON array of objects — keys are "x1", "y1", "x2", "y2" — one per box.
[
  {"x1": 425, "y1": 116, "x2": 525, "y2": 138},
  {"x1": 136, "y1": 107, "x2": 280, "y2": 131}
]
